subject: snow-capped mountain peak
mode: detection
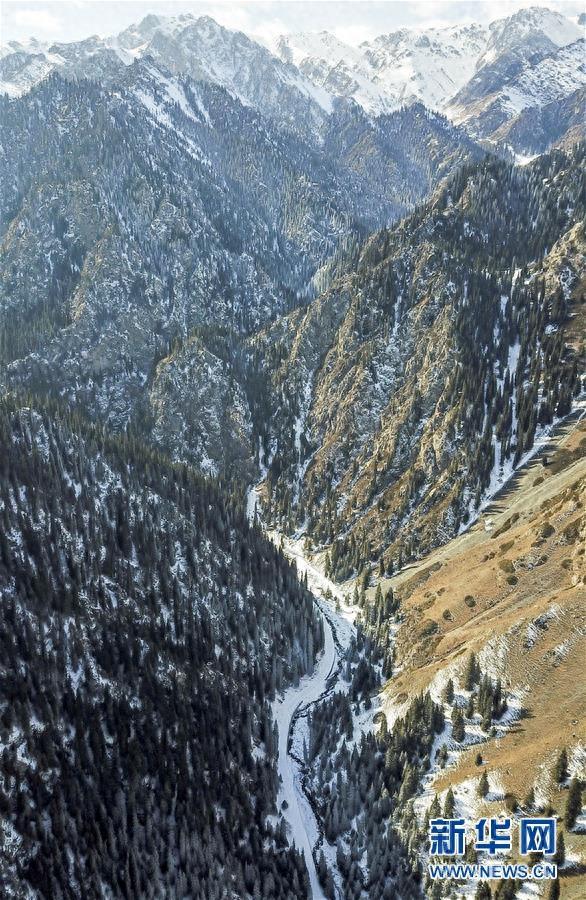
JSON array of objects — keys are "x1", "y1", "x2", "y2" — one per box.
[
  {"x1": 0, "y1": 12, "x2": 333, "y2": 136},
  {"x1": 479, "y1": 5, "x2": 583, "y2": 67},
  {"x1": 273, "y1": 31, "x2": 359, "y2": 68},
  {"x1": 0, "y1": 5, "x2": 582, "y2": 151},
  {"x1": 271, "y1": 23, "x2": 489, "y2": 114}
]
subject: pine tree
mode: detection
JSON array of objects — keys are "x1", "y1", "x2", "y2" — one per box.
[
  {"x1": 477, "y1": 771, "x2": 489, "y2": 798},
  {"x1": 553, "y1": 748, "x2": 568, "y2": 784},
  {"x1": 565, "y1": 777, "x2": 582, "y2": 829}
]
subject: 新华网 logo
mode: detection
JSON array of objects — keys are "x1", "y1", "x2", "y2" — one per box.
[{"x1": 427, "y1": 816, "x2": 558, "y2": 881}]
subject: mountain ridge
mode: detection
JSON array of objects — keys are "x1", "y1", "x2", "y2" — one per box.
[
  {"x1": 1, "y1": 6, "x2": 583, "y2": 155},
  {"x1": 254, "y1": 146, "x2": 585, "y2": 574},
  {"x1": 0, "y1": 60, "x2": 483, "y2": 477}
]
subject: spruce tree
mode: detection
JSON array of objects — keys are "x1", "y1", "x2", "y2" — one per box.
[
  {"x1": 546, "y1": 879, "x2": 560, "y2": 900},
  {"x1": 477, "y1": 771, "x2": 489, "y2": 798},
  {"x1": 442, "y1": 678, "x2": 454, "y2": 704},
  {"x1": 464, "y1": 653, "x2": 479, "y2": 691},
  {"x1": 565, "y1": 777, "x2": 582, "y2": 829},
  {"x1": 443, "y1": 787, "x2": 455, "y2": 818},
  {"x1": 553, "y1": 748, "x2": 568, "y2": 784},
  {"x1": 552, "y1": 830, "x2": 565, "y2": 866},
  {"x1": 451, "y1": 708, "x2": 465, "y2": 743}
]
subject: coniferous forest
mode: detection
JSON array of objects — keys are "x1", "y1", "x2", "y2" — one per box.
[{"x1": 0, "y1": 398, "x2": 321, "y2": 898}]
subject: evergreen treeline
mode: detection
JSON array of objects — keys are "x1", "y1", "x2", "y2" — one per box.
[{"x1": 0, "y1": 395, "x2": 323, "y2": 898}]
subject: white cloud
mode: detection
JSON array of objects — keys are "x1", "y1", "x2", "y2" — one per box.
[
  {"x1": 6, "y1": 6, "x2": 63, "y2": 40},
  {"x1": 0, "y1": 0, "x2": 583, "y2": 47}
]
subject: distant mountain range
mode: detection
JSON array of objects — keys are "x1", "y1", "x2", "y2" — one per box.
[{"x1": 1, "y1": 6, "x2": 584, "y2": 154}]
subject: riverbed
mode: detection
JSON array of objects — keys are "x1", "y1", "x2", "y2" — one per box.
[{"x1": 247, "y1": 486, "x2": 358, "y2": 898}]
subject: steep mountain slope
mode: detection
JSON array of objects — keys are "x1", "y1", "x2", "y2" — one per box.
[
  {"x1": 0, "y1": 396, "x2": 323, "y2": 898},
  {"x1": 449, "y1": 39, "x2": 586, "y2": 151},
  {"x1": 359, "y1": 24, "x2": 488, "y2": 112},
  {"x1": 378, "y1": 413, "x2": 586, "y2": 896},
  {"x1": 0, "y1": 35, "x2": 126, "y2": 98},
  {"x1": 322, "y1": 102, "x2": 483, "y2": 218},
  {"x1": 452, "y1": 6, "x2": 582, "y2": 109},
  {"x1": 0, "y1": 67, "x2": 357, "y2": 473},
  {"x1": 0, "y1": 62, "x2": 481, "y2": 479},
  {"x1": 491, "y1": 86, "x2": 586, "y2": 157},
  {"x1": 115, "y1": 14, "x2": 333, "y2": 139},
  {"x1": 253, "y1": 147, "x2": 585, "y2": 576},
  {"x1": 273, "y1": 24, "x2": 488, "y2": 114}
]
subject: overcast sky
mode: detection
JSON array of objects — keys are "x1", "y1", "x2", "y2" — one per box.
[{"x1": 1, "y1": 0, "x2": 583, "y2": 47}]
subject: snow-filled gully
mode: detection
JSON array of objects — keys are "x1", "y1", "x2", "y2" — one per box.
[{"x1": 246, "y1": 485, "x2": 356, "y2": 899}]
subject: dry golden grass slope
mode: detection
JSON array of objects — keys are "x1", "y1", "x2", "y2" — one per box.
[{"x1": 376, "y1": 413, "x2": 586, "y2": 896}]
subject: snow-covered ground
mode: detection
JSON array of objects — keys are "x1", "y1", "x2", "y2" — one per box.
[
  {"x1": 271, "y1": 599, "x2": 337, "y2": 899},
  {"x1": 278, "y1": 536, "x2": 358, "y2": 638},
  {"x1": 245, "y1": 481, "x2": 260, "y2": 522},
  {"x1": 246, "y1": 485, "x2": 360, "y2": 898}
]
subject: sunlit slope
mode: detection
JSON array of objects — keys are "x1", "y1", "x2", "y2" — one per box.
[{"x1": 379, "y1": 414, "x2": 586, "y2": 893}]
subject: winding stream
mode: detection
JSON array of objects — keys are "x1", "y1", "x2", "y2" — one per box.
[{"x1": 247, "y1": 486, "x2": 357, "y2": 899}]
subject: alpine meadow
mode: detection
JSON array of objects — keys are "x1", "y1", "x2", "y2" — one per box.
[{"x1": 0, "y1": 3, "x2": 584, "y2": 900}]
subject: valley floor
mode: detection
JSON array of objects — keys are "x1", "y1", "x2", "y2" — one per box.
[
  {"x1": 248, "y1": 485, "x2": 365, "y2": 899},
  {"x1": 274, "y1": 536, "x2": 385, "y2": 899}
]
